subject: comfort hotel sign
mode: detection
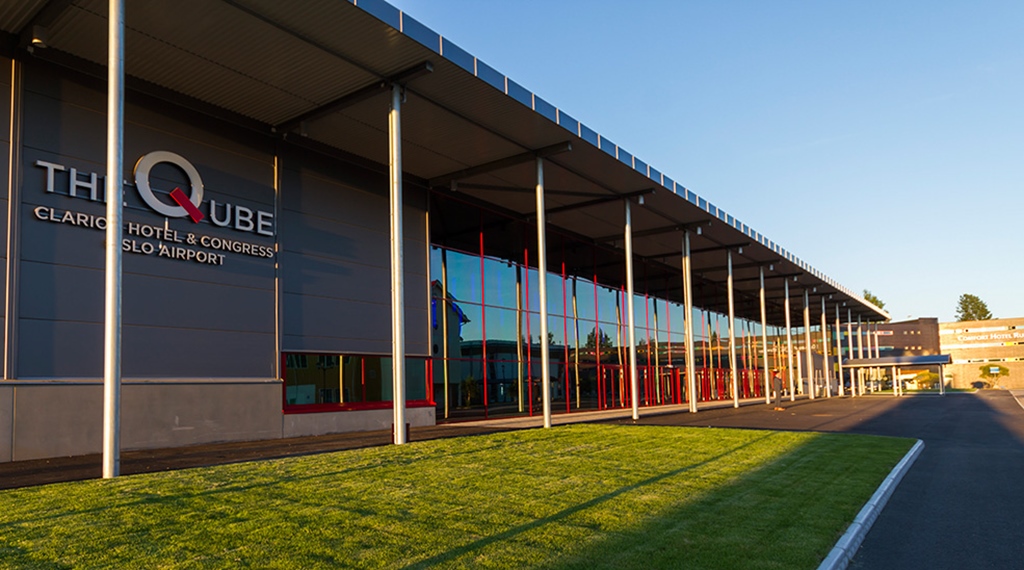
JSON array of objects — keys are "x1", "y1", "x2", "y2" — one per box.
[{"x1": 32, "y1": 151, "x2": 274, "y2": 266}]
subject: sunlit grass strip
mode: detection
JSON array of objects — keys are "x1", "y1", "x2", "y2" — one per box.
[{"x1": 0, "y1": 424, "x2": 912, "y2": 569}]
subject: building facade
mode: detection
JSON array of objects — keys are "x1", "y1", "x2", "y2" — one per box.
[
  {"x1": 940, "y1": 317, "x2": 1024, "y2": 389},
  {"x1": 0, "y1": 1, "x2": 888, "y2": 462}
]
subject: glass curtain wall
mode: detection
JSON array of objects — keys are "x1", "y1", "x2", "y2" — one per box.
[{"x1": 429, "y1": 195, "x2": 771, "y2": 422}]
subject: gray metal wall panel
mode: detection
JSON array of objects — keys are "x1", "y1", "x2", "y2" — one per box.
[
  {"x1": 22, "y1": 65, "x2": 274, "y2": 188},
  {"x1": 16, "y1": 62, "x2": 278, "y2": 379},
  {"x1": 119, "y1": 382, "x2": 283, "y2": 449},
  {"x1": 0, "y1": 385, "x2": 10, "y2": 461},
  {"x1": 282, "y1": 405, "x2": 434, "y2": 438},
  {"x1": 282, "y1": 334, "x2": 388, "y2": 356},
  {"x1": 21, "y1": 198, "x2": 276, "y2": 290},
  {"x1": 279, "y1": 153, "x2": 429, "y2": 356},
  {"x1": 19, "y1": 316, "x2": 274, "y2": 378},
  {"x1": 20, "y1": 261, "x2": 274, "y2": 332},
  {"x1": 21, "y1": 143, "x2": 276, "y2": 247},
  {"x1": 10, "y1": 382, "x2": 283, "y2": 461},
  {"x1": 280, "y1": 251, "x2": 426, "y2": 312},
  {"x1": 11, "y1": 384, "x2": 102, "y2": 459},
  {"x1": 18, "y1": 319, "x2": 102, "y2": 377}
]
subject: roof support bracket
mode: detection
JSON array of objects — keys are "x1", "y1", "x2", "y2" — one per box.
[
  {"x1": 275, "y1": 60, "x2": 434, "y2": 133},
  {"x1": 429, "y1": 141, "x2": 572, "y2": 188},
  {"x1": 534, "y1": 188, "x2": 655, "y2": 220}
]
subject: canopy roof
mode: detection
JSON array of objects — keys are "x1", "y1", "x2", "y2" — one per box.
[
  {"x1": 844, "y1": 355, "x2": 952, "y2": 368},
  {"x1": 0, "y1": 0, "x2": 891, "y2": 326}
]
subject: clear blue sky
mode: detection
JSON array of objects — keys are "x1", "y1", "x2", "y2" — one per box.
[{"x1": 387, "y1": 0, "x2": 1024, "y2": 322}]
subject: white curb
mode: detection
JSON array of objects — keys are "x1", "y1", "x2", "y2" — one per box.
[{"x1": 817, "y1": 439, "x2": 925, "y2": 570}]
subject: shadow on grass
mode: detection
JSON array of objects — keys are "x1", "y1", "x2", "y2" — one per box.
[
  {"x1": 0, "y1": 435, "x2": 530, "y2": 528},
  {"x1": 408, "y1": 432, "x2": 910, "y2": 570},
  {"x1": 405, "y1": 432, "x2": 776, "y2": 569},
  {"x1": 0, "y1": 538, "x2": 72, "y2": 570}
]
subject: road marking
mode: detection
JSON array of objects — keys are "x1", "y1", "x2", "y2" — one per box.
[{"x1": 1010, "y1": 391, "x2": 1024, "y2": 412}]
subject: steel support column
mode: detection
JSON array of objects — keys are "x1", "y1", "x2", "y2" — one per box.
[
  {"x1": 727, "y1": 251, "x2": 738, "y2": 408},
  {"x1": 102, "y1": 0, "x2": 125, "y2": 479},
  {"x1": 760, "y1": 267, "x2": 770, "y2": 405},
  {"x1": 784, "y1": 279, "x2": 795, "y2": 401},
  {"x1": 536, "y1": 158, "x2": 552, "y2": 428},
  {"x1": 389, "y1": 84, "x2": 407, "y2": 444},
  {"x1": 804, "y1": 289, "x2": 814, "y2": 399},
  {"x1": 625, "y1": 199, "x2": 639, "y2": 420},
  {"x1": 874, "y1": 322, "x2": 881, "y2": 358},
  {"x1": 835, "y1": 304, "x2": 844, "y2": 397},
  {"x1": 847, "y1": 309, "x2": 854, "y2": 396},
  {"x1": 682, "y1": 232, "x2": 697, "y2": 413},
  {"x1": 821, "y1": 296, "x2": 831, "y2": 398}
]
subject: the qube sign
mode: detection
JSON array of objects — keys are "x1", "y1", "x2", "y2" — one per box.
[
  {"x1": 33, "y1": 151, "x2": 275, "y2": 266},
  {"x1": 36, "y1": 151, "x2": 275, "y2": 236}
]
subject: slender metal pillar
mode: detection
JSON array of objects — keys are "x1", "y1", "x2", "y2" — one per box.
[
  {"x1": 388, "y1": 84, "x2": 407, "y2": 444},
  {"x1": 536, "y1": 158, "x2": 552, "y2": 428},
  {"x1": 846, "y1": 309, "x2": 854, "y2": 396},
  {"x1": 102, "y1": 0, "x2": 126, "y2": 479},
  {"x1": 821, "y1": 297, "x2": 831, "y2": 398},
  {"x1": 759, "y1": 267, "x2": 770, "y2": 405},
  {"x1": 892, "y1": 365, "x2": 899, "y2": 397},
  {"x1": 939, "y1": 364, "x2": 945, "y2": 395},
  {"x1": 682, "y1": 232, "x2": 697, "y2": 413},
  {"x1": 442, "y1": 251, "x2": 451, "y2": 418},
  {"x1": 625, "y1": 200, "x2": 639, "y2": 420},
  {"x1": 874, "y1": 323, "x2": 881, "y2": 359},
  {"x1": 803, "y1": 289, "x2": 814, "y2": 399},
  {"x1": 784, "y1": 280, "x2": 795, "y2": 401},
  {"x1": 857, "y1": 316, "x2": 864, "y2": 358},
  {"x1": 726, "y1": 251, "x2": 739, "y2": 408},
  {"x1": 835, "y1": 305, "x2": 844, "y2": 397}
]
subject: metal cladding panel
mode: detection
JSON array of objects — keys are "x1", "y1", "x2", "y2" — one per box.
[
  {"x1": 0, "y1": 1, "x2": 47, "y2": 33},
  {"x1": 278, "y1": 148, "x2": 429, "y2": 356},
  {"x1": 17, "y1": 60, "x2": 278, "y2": 378}
]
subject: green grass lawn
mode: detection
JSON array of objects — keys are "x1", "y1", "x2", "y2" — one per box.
[{"x1": 0, "y1": 424, "x2": 913, "y2": 569}]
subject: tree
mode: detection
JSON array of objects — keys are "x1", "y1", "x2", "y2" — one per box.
[
  {"x1": 977, "y1": 365, "x2": 1008, "y2": 389},
  {"x1": 584, "y1": 327, "x2": 613, "y2": 350},
  {"x1": 956, "y1": 294, "x2": 993, "y2": 322},
  {"x1": 863, "y1": 290, "x2": 885, "y2": 310},
  {"x1": 913, "y1": 370, "x2": 939, "y2": 390}
]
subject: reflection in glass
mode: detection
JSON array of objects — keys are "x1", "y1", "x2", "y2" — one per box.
[
  {"x1": 596, "y1": 284, "x2": 619, "y2": 326},
  {"x1": 444, "y1": 248, "x2": 483, "y2": 305},
  {"x1": 284, "y1": 354, "x2": 431, "y2": 408},
  {"x1": 483, "y1": 256, "x2": 518, "y2": 310}
]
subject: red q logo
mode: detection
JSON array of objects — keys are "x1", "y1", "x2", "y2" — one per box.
[{"x1": 133, "y1": 151, "x2": 205, "y2": 222}]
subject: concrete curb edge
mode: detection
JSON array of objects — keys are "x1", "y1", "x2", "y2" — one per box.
[{"x1": 817, "y1": 438, "x2": 925, "y2": 570}]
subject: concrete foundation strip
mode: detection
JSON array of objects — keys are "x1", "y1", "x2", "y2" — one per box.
[{"x1": 817, "y1": 439, "x2": 925, "y2": 570}]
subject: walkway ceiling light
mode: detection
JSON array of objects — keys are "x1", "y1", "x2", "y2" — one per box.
[{"x1": 30, "y1": 25, "x2": 47, "y2": 48}]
